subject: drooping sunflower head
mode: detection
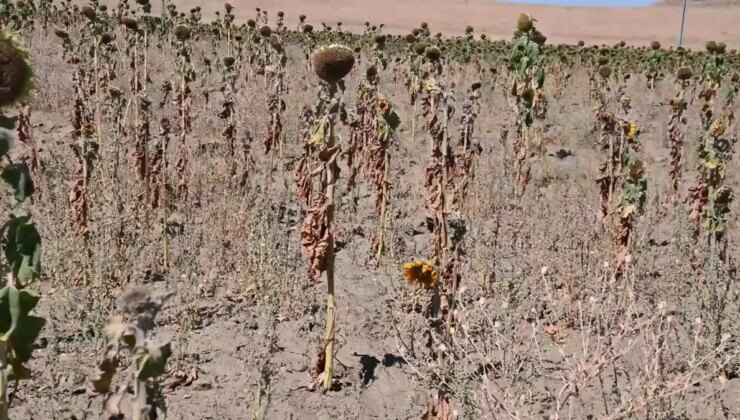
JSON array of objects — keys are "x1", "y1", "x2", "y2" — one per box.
[
  {"x1": 0, "y1": 29, "x2": 33, "y2": 108},
  {"x1": 122, "y1": 17, "x2": 138, "y2": 31},
  {"x1": 424, "y1": 46, "x2": 442, "y2": 62},
  {"x1": 413, "y1": 42, "x2": 428, "y2": 55},
  {"x1": 259, "y1": 25, "x2": 272, "y2": 37},
  {"x1": 81, "y1": 5, "x2": 96, "y2": 20},
  {"x1": 521, "y1": 87, "x2": 535, "y2": 106},
  {"x1": 465, "y1": 25, "x2": 474, "y2": 35},
  {"x1": 713, "y1": 186, "x2": 734, "y2": 206},
  {"x1": 650, "y1": 40, "x2": 661, "y2": 50},
  {"x1": 598, "y1": 64, "x2": 612, "y2": 79},
  {"x1": 312, "y1": 44, "x2": 355, "y2": 83},
  {"x1": 174, "y1": 24, "x2": 191, "y2": 41},
  {"x1": 627, "y1": 159, "x2": 645, "y2": 180},
  {"x1": 676, "y1": 67, "x2": 693, "y2": 81},
  {"x1": 517, "y1": 13, "x2": 534, "y2": 32},
  {"x1": 403, "y1": 260, "x2": 439, "y2": 288}
]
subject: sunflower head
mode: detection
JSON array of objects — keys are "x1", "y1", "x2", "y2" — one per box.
[
  {"x1": 377, "y1": 98, "x2": 391, "y2": 117},
  {"x1": 676, "y1": 67, "x2": 693, "y2": 81},
  {"x1": 624, "y1": 121, "x2": 638, "y2": 140},
  {"x1": 424, "y1": 46, "x2": 442, "y2": 62},
  {"x1": 0, "y1": 29, "x2": 33, "y2": 108},
  {"x1": 81, "y1": 5, "x2": 96, "y2": 20},
  {"x1": 517, "y1": 13, "x2": 534, "y2": 32},
  {"x1": 650, "y1": 40, "x2": 661, "y2": 50},
  {"x1": 174, "y1": 24, "x2": 191, "y2": 41},
  {"x1": 403, "y1": 260, "x2": 439, "y2": 288},
  {"x1": 259, "y1": 25, "x2": 272, "y2": 37},
  {"x1": 598, "y1": 64, "x2": 612, "y2": 79},
  {"x1": 312, "y1": 44, "x2": 355, "y2": 83}
]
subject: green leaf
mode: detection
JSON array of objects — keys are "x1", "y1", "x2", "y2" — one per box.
[
  {"x1": 0, "y1": 128, "x2": 12, "y2": 158},
  {"x1": 536, "y1": 68, "x2": 546, "y2": 89},
  {"x1": 1, "y1": 163, "x2": 35, "y2": 203},
  {"x1": 0, "y1": 287, "x2": 44, "y2": 381},
  {"x1": 2, "y1": 217, "x2": 41, "y2": 287},
  {"x1": 0, "y1": 116, "x2": 17, "y2": 131}
]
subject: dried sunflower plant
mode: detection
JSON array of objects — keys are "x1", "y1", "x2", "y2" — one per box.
[
  {"x1": 88, "y1": 288, "x2": 172, "y2": 420},
  {"x1": 666, "y1": 66, "x2": 693, "y2": 198},
  {"x1": 687, "y1": 41, "x2": 736, "y2": 273},
  {"x1": 507, "y1": 13, "x2": 547, "y2": 194},
  {"x1": 296, "y1": 44, "x2": 354, "y2": 392}
]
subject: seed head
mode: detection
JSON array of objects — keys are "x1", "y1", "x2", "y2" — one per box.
[
  {"x1": 81, "y1": 5, "x2": 96, "y2": 20},
  {"x1": 706, "y1": 40, "x2": 717, "y2": 53},
  {"x1": 421, "y1": 22, "x2": 428, "y2": 29},
  {"x1": 299, "y1": 14, "x2": 306, "y2": 22},
  {"x1": 259, "y1": 25, "x2": 272, "y2": 37},
  {"x1": 277, "y1": 11, "x2": 284, "y2": 17},
  {"x1": 223, "y1": 56, "x2": 235, "y2": 67},
  {"x1": 517, "y1": 13, "x2": 534, "y2": 32},
  {"x1": 676, "y1": 67, "x2": 693, "y2": 81},
  {"x1": 174, "y1": 25, "x2": 191, "y2": 41},
  {"x1": 99, "y1": 5, "x2": 107, "y2": 12},
  {"x1": 716, "y1": 42, "x2": 727, "y2": 54},
  {"x1": 303, "y1": 24, "x2": 313, "y2": 33},
  {"x1": 465, "y1": 25, "x2": 474, "y2": 35},
  {"x1": 269, "y1": 34, "x2": 283, "y2": 51},
  {"x1": 531, "y1": 30, "x2": 546, "y2": 45},
  {"x1": 598, "y1": 64, "x2": 612, "y2": 79},
  {"x1": 100, "y1": 33, "x2": 113, "y2": 44},
  {"x1": 405, "y1": 33, "x2": 417, "y2": 44},
  {"x1": 312, "y1": 44, "x2": 355, "y2": 83},
  {"x1": 578, "y1": 40, "x2": 585, "y2": 47},
  {"x1": 597, "y1": 56, "x2": 609, "y2": 66},
  {"x1": 521, "y1": 87, "x2": 535, "y2": 105},
  {"x1": 413, "y1": 42, "x2": 428, "y2": 55},
  {"x1": 425, "y1": 46, "x2": 442, "y2": 61},
  {"x1": 224, "y1": 3, "x2": 233, "y2": 12},
  {"x1": 122, "y1": 17, "x2": 138, "y2": 31},
  {"x1": 0, "y1": 29, "x2": 34, "y2": 108},
  {"x1": 54, "y1": 28, "x2": 69, "y2": 39},
  {"x1": 411, "y1": 28, "x2": 421, "y2": 36},
  {"x1": 247, "y1": 19, "x2": 256, "y2": 28}
]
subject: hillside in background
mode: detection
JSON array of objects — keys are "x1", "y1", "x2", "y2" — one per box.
[{"x1": 661, "y1": 0, "x2": 740, "y2": 5}]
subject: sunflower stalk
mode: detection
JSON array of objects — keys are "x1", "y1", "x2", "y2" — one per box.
[{"x1": 298, "y1": 45, "x2": 354, "y2": 393}]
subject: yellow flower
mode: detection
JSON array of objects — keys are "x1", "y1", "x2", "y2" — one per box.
[
  {"x1": 710, "y1": 119, "x2": 726, "y2": 138},
  {"x1": 377, "y1": 98, "x2": 391, "y2": 118},
  {"x1": 402, "y1": 260, "x2": 439, "y2": 288},
  {"x1": 625, "y1": 121, "x2": 638, "y2": 140}
]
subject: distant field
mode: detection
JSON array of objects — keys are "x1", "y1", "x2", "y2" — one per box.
[{"x1": 154, "y1": 0, "x2": 740, "y2": 48}]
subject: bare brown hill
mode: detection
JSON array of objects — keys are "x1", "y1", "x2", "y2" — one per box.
[{"x1": 160, "y1": 0, "x2": 740, "y2": 48}]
